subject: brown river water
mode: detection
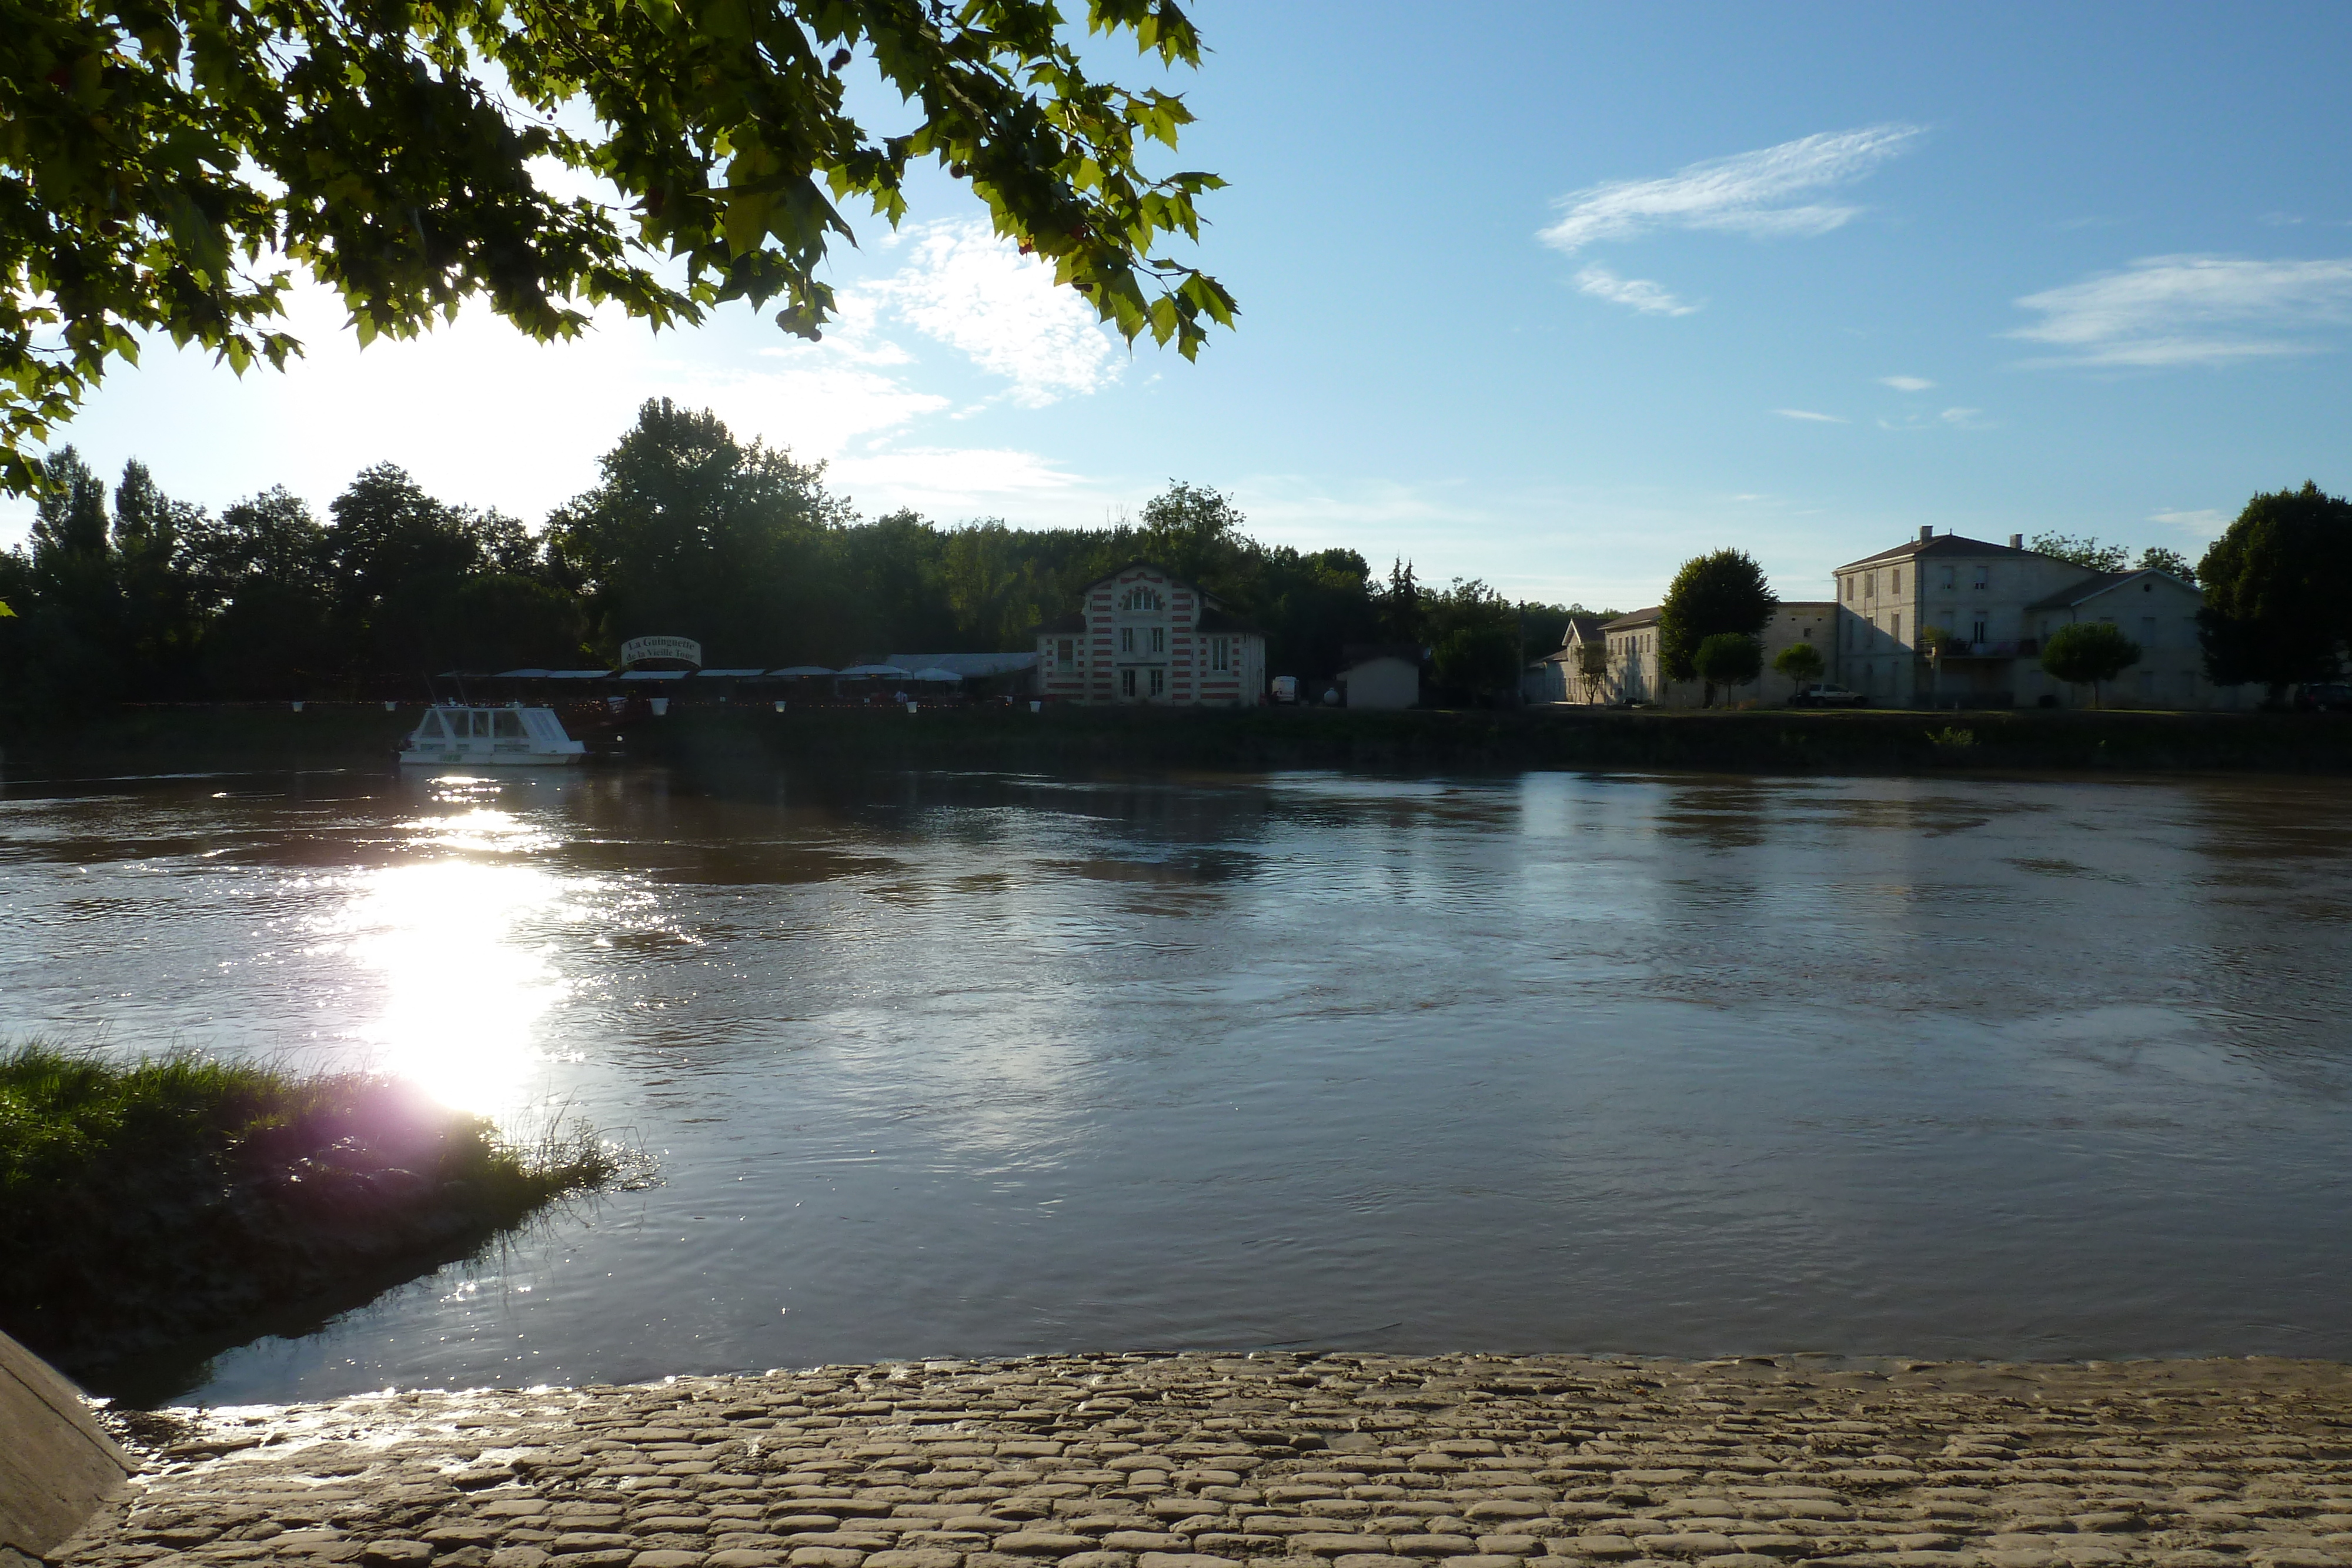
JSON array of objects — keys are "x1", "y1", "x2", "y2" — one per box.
[{"x1": 2, "y1": 765, "x2": 2348, "y2": 1405}]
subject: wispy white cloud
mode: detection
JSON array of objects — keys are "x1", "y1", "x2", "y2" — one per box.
[
  {"x1": 1573, "y1": 265, "x2": 1700, "y2": 316},
  {"x1": 1879, "y1": 375, "x2": 1936, "y2": 392},
  {"x1": 1880, "y1": 406, "x2": 1988, "y2": 431},
  {"x1": 2258, "y1": 212, "x2": 2306, "y2": 228},
  {"x1": 1539, "y1": 123, "x2": 1922, "y2": 255},
  {"x1": 851, "y1": 220, "x2": 1120, "y2": 406},
  {"x1": 2150, "y1": 507, "x2": 2229, "y2": 533},
  {"x1": 2009, "y1": 254, "x2": 2352, "y2": 367},
  {"x1": 1773, "y1": 408, "x2": 1847, "y2": 423}
]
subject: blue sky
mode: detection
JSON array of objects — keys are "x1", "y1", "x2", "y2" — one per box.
[{"x1": 11, "y1": 1, "x2": 2351, "y2": 611}]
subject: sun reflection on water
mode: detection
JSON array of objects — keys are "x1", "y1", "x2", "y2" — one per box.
[{"x1": 331, "y1": 801, "x2": 577, "y2": 1117}]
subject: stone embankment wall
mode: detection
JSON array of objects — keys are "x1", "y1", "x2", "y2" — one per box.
[{"x1": 57, "y1": 1355, "x2": 2352, "y2": 1568}]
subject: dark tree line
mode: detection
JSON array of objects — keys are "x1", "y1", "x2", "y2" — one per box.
[{"x1": 1, "y1": 400, "x2": 1576, "y2": 707}]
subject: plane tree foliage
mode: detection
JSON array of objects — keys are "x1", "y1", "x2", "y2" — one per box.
[
  {"x1": 2194, "y1": 482, "x2": 2352, "y2": 693},
  {"x1": 1658, "y1": 548, "x2": 1776, "y2": 684},
  {"x1": 0, "y1": 400, "x2": 1586, "y2": 706},
  {"x1": 0, "y1": 0, "x2": 1234, "y2": 491}
]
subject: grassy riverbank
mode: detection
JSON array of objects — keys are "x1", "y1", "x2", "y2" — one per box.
[
  {"x1": 0, "y1": 1045, "x2": 617, "y2": 1387},
  {"x1": 8, "y1": 700, "x2": 2352, "y2": 780}
]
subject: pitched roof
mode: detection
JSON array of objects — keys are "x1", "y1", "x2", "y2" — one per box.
[
  {"x1": 2024, "y1": 567, "x2": 2200, "y2": 611},
  {"x1": 1558, "y1": 615, "x2": 1607, "y2": 646},
  {"x1": 887, "y1": 651, "x2": 1040, "y2": 677},
  {"x1": 1835, "y1": 533, "x2": 2040, "y2": 570},
  {"x1": 1084, "y1": 561, "x2": 1224, "y2": 607},
  {"x1": 1603, "y1": 606, "x2": 1661, "y2": 630},
  {"x1": 1196, "y1": 607, "x2": 1263, "y2": 635},
  {"x1": 1341, "y1": 642, "x2": 1422, "y2": 667}
]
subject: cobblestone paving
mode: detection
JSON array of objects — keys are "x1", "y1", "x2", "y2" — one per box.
[{"x1": 58, "y1": 1355, "x2": 2352, "y2": 1568}]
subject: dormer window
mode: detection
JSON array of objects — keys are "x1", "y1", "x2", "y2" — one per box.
[{"x1": 1121, "y1": 586, "x2": 1163, "y2": 613}]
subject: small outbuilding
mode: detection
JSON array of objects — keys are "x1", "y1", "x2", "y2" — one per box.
[{"x1": 1337, "y1": 645, "x2": 1422, "y2": 709}]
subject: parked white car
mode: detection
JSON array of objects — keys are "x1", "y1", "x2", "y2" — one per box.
[{"x1": 1791, "y1": 683, "x2": 1867, "y2": 707}]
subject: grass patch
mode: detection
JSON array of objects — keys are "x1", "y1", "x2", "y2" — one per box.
[{"x1": 0, "y1": 1042, "x2": 620, "y2": 1381}]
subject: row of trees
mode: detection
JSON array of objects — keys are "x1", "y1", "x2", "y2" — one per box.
[{"x1": 0, "y1": 400, "x2": 1587, "y2": 707}]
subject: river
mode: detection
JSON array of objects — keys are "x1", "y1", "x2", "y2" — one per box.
[{"x1": 3, "y1": 765, "x2": 2348, "y2": 1403}]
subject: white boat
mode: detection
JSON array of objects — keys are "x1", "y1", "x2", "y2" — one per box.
[{"x1": 398, "y1": 703, "x2": 587, "y2": 767}]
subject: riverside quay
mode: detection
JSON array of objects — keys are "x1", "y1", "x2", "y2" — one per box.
[{"x1": 58, "y1": 1352, "x2": 2352, "y2": 1568}]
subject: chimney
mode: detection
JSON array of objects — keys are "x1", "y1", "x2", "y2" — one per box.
[
  {"x1": 2009, "y1": 533, "x2": 2023, "y2": 550},
  {"x1": 1919, "y1": 526, "x2": 1933, "y2": 542}
]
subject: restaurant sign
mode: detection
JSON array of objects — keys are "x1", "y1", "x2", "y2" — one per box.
[{"x1": 619, "y1": 636, "x2": 703, "y2": 670}]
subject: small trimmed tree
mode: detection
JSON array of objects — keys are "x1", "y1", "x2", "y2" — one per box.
[
  {"x1": 2042, "y1": 621, "x2": 2142, "y2": 709},
  {"x1": 1692, "y1": 632, "x2": 1763, "y2": 705},
  {"x1": 1773, "y1": 641, "x2": 1824, "y2": 700}
]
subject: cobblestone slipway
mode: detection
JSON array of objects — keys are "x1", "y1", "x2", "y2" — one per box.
[{"x1": 55, "y1": 1356, "x2": 2352, "y2": 1568}]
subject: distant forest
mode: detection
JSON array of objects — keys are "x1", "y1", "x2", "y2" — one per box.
[{"x1": 0, "y1": 400, "x2": 1601, "y2": 707}]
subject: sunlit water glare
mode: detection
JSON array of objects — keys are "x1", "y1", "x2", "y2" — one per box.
[{"x1": 2, "y1": 764, "x2": 2349, "y2": 1405}]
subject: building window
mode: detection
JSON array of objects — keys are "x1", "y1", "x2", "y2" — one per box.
[
  {"x1": 1843, "y1": 576, "x2": 1853, "y2": 603},
  {"x1": 1119, "y1": 626, "x2": 1134, "y2": 654},
  {"x1": 1893, "y1": 613, "x2": 1902, "y2": 643},
  {"x1": 1973, "y1": 565, "x2": 1989, "y2": 589},
  {"x1": 1940, "y1": 566, "x2": 1956, "y2": 589},
  {"x1": 1122, "y1": 587, "x2": 1162, "y2": 612},
  {"x1": 1057, "y1": 638, "x2": 1074, "y2": 664},
  {"x1": 1120, "y1": 668, "x2": 1137, "y2": 697},
  {"x1": 1865, "y1": 572, "x2": 1876, "y2": 600},
  {"x1": 1972, "y1": 617, "x2": 1987, "y2": 644},
  {"x1": 1149, "y1": 668, "x2": 1165, "y2": 697},
  {"x1": 1892, "y1": 569, "x2": 1902, "y2": 594},
  {"x1": 1212, "y1": 638, "x2": 1230, "y2": 672},
  {"x1": 1151, "y1": 626, "x2": 1165, "y2": 654}
]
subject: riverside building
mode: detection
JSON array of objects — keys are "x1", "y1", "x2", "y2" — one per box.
[
  {"x1": 1035, "y1": 564, "x2": 1267, "y2": 706},
  {"x1": 1834, "y1": 529, "x2": 2241, "y2": 709}
]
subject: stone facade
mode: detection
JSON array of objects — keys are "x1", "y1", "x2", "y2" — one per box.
[
  {"x1": 1035, "y1": 567, "x2": 1265, "y2": 707},
  {"x1": 1532, "y1": 618, "x2": 1609, "y2": 705},
  {"x1": 1833, "y1": 531, "x2": 2246, "y2": 710},
  {"x1": 1594, "y1": 604, "x2": 1836, "y2": 708}
]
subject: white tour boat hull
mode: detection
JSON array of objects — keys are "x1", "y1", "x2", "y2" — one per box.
[{"x1": 399, "y1": 704, "x2": 590, "y2": 768}]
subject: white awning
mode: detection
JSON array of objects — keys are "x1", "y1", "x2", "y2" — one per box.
[
  {"x1": 837, "y1": 663, "x2": 913, "y2": 677},
  {"x1": 619, "y1": 668, "x2": 689, "y2": 681},
  {"x1": 908, "y1": 667, "x2": 966, "y2": 682},
  {"x1": 767, "y1": 665, "x2": 837, "y2": 677}
]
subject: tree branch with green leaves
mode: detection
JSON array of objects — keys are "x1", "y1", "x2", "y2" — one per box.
[{"x1": 0, "y1": 0, "x2": 1235, "y2": 492}]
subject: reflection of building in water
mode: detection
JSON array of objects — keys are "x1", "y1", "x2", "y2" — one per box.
[{"x1": 1035, "y1": 564, "x2": 1267, "y2": 706}]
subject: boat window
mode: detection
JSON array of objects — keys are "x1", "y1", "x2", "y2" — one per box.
[
  {"x1": 423, "y1": 713, "x2": 449, "y2": 740},
  {"x1": 494, "y1": 710, "x2": 524, "y2": 738}
]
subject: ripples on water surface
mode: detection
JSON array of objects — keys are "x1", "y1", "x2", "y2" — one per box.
[{"x1": 2, "y1": 765, "x2": 2348, "y2": 1402}]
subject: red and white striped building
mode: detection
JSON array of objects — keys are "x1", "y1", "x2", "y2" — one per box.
[{"x1": 1034, "y1": 564, "x2": 1266, "y2": 706}]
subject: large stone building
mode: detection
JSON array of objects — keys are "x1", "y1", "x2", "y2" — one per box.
[
  {"x1": 1832, "y1": 529, "x2": 2242, "y2": 708},
  {"x1": 1034, "y1": 564, "x2": 1266, "y2": 706},
  {"x1": 1531, "y1": 616, "x2": 1609, "y2": 703},
  {"x1": 1586, "y1": 601, "x2": 1837, "y2": 707}
]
